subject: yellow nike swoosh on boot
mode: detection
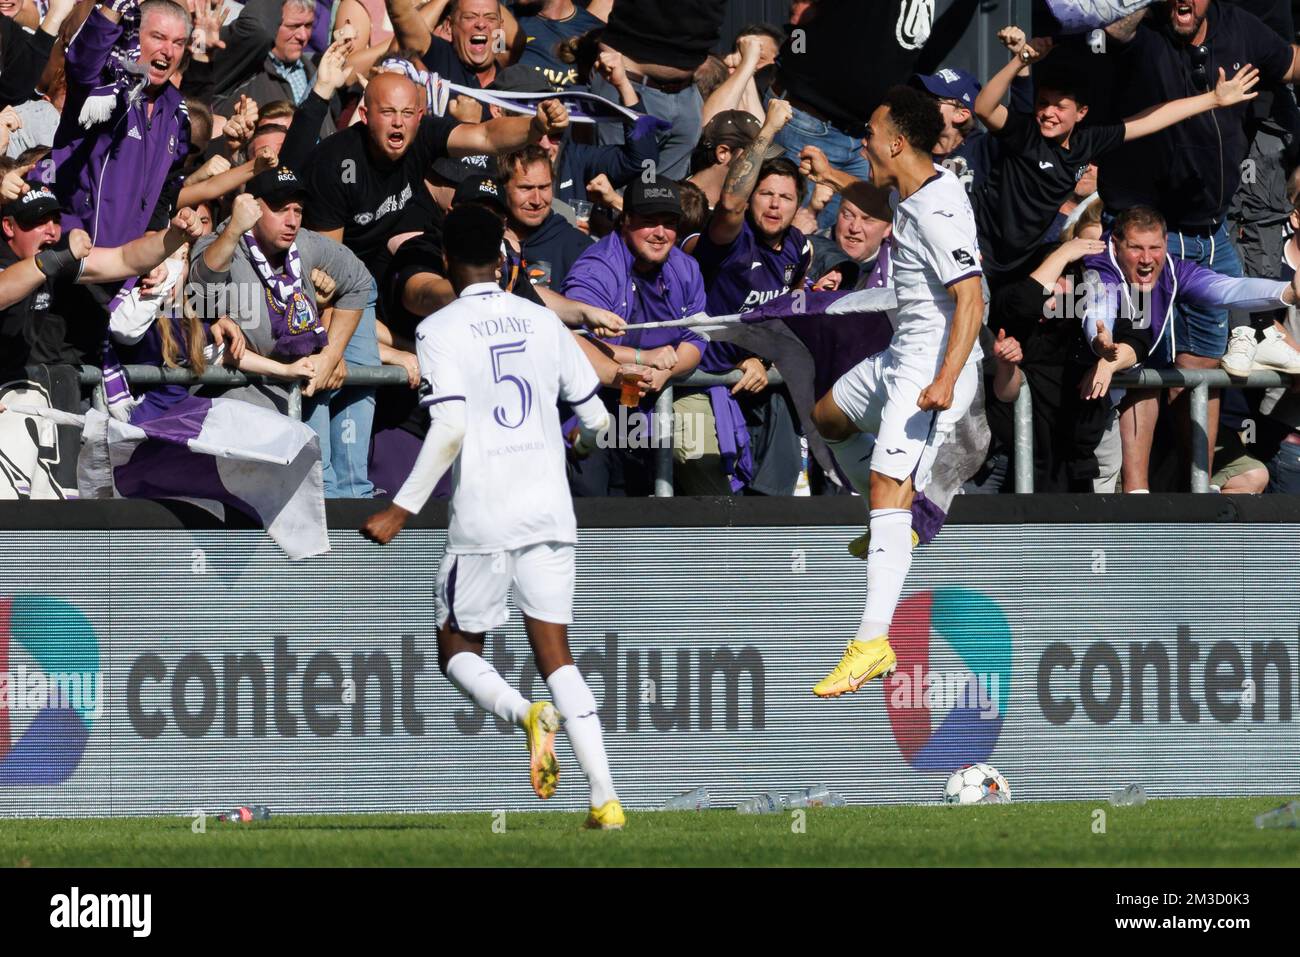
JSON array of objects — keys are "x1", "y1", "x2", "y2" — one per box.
[
  {"x1": 813, "y1": 636, "x2": 897, "y2": 698},
  {"x1": 584, "y1": 799, "x2": 626, "y2": 830},
  {"x1": 847, "y1": 528, "x2": 921, "y2": 559},
  {"x1": 524, "y1": 701, "x2": 561, "y2": 799}
]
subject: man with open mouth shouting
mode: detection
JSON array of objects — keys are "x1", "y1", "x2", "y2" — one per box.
[
  {"x1": 1096, "y1": 0, "x2": 1300, "y2": 487},
  {"x1": 299, "y1": 69, "x2": 569, "y2": 497}
]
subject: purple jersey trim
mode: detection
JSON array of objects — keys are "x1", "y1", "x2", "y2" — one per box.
[
  {"x1": 420, "y1": 394, "x2": 467, "y2": 408},
  {"x1": 944, "y1": 269, "x2": 983, "y2": 288}
]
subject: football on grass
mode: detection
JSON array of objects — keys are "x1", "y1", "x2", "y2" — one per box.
[{"x1": 944, "y1": 763, "x2": 1011, "y2": 805}]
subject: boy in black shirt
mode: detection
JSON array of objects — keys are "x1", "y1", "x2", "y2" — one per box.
[{"x1": 973, "y1": 25, "x2": 1260, "y2": 285}]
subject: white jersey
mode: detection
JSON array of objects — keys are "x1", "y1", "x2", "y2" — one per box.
[
  {"x1": 888, "y1": 165, "x2": 984, "y2": 364},
  {"x1": 415, "y1": 283, "x2": 600, "y2": 553}
]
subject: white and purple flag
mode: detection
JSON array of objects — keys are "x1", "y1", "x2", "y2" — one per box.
[
  {"x1": 1046, "y1": 0, "x2": 1157, "y2": 32},
  {"x1": 633, "y1": 287, "x2": 991, "y2": 542},
  {"x1": 14, "y1": 396, "x2": 329, "y2": 560}
]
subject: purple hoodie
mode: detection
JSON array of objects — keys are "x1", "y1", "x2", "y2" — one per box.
[
  {"x1": 561, "y1": 232, "x2": 755, "y2": 490},
  {"x1": 51, "y1": 8, "x2": 191, "y2": 247},
  {"x1": 1082, "y1": 237, "x2": 1288, "y2": 364}
]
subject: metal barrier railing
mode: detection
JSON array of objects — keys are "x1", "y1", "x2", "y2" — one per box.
[
  {"x1": 1013, "y1": 368, "x2": 1297, "y2": 494},
  {"x1": 67, "y1": 364, "x2": 1296, "y2": 497}
]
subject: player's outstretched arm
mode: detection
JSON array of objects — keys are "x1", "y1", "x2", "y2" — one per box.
[
  {"x1": 798, "y1": 146, "x2": 892, "y2": 222},
  {"x1": 919, "y1": 275, "x2": 984, "y2": 412},
  {"x1": 361, "y1": 401, "x2": 467, "y2": 545}
]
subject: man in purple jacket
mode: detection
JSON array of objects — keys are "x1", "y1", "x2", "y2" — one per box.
[
  {"x1": 1080, "y1": 205, "x2": 1300, "y2": 492},
  {"x1": 51, "y1": 0, "x2": 193, "y2": 248},
  {"x1": 561, "y1": 179, "x2": 712, "y2": 496}
]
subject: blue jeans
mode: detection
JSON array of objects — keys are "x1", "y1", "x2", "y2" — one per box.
[
  {"x1": 590, "y1": 72, "x2": 702, "y2": 182},
  {"x1": 770, "y1": 98, "x2": 872, "y2": 231},
  {"x1": 304, "y1": 281, "x2": 379, "y2": 498},
  {"x1": 1267, "y1": 439, "x2": 1300, "y2": 493},
  {"x1": 1167, "y1": 223, "x2": 1242, "y2": 359}
]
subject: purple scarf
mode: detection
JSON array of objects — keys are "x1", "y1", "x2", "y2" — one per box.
[{"x1": 243, "y1": 233, "x2": 328, "y2": 359}]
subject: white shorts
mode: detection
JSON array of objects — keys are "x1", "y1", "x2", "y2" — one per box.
[
  {"x1": 435, "y1": 542, "x2": 575, "y2": 634},
  {"x1": 830, "y1": 349, "x2": 978, "y2": 489}
]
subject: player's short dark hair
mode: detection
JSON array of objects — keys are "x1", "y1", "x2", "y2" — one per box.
[
  {"x1": 756, "y1": 156, "x2": 806, "y2": 204},
  {"x1": 443, "y1": 203, "x2": 505, "y2": 267},
  {"x1": 1112, "y1": 205, "x2": 1167, "y2": 241},
  {"x1": 497, "y1": 144, "x2": 553, "y2": 183},
  {"x1": 879, "y1": 84, "x2": 944, "y2": 154}
]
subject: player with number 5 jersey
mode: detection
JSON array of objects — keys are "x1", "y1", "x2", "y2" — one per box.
[{"x1": 361, "y1": 204, "x2": 624, "y2": 830}]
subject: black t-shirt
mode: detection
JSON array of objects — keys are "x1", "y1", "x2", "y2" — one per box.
[
  {"x1": 422, "y1": 36, "x2": 491, "y2": 122},
  {"x1": 775, "y1": 0, "x2": 924, "y2": 136},
  {"x1": 602, "y1": 0, "x2": 725, "y2": 71},
  {"x1": 0, "y1": 240, "x2": 85, "y2": 370},
  {"x1": 1097, "y1": 2, "x2": 1293, "y2": 226},
  {"x1": 973, "y1": 110, "x2": 1125, "y2": 278},
  {"x1": 301, "y1": 116, "x2": 459, "y2": 281}
]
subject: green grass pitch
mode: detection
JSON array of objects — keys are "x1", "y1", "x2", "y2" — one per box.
[{"x1": 3, "y1": 798, "x2": 1298, "y2": 867}]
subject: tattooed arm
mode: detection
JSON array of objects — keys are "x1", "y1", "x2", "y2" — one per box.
[{"x1": 705, "y1": 97, "x2": 793, "y2": 248}]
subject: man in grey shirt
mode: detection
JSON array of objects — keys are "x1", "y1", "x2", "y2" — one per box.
[{"x1": 189, "y1": 167, "x2": 377, "y2": 497}]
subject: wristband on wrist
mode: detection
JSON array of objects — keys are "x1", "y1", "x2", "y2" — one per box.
[
  {"x1": 635, "y1": 348, "x2": 642, "y2": 364},
  {"x1": 34, "y1": 247, "x2": 82, "y2": 280}
]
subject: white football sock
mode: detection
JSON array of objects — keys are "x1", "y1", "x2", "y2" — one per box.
[
  {"x1": 546, "y1": 664, "x2": 617, "y2": 808},
  {"x1": 445, "y1": 652, "x2": 530, "y2": 726},
  {"x1": 825, "y1": 432, "x2": 875, "y2": 497},
  {"x1": 856, "y1": 508, "x2": 913, "y2": 641}
]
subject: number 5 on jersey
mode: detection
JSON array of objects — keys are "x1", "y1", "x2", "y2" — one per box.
[{"x1": 490, "y1": 340, "x2": 534, "y2": 429}]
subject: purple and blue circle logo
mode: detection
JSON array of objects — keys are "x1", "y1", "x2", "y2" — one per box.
[
  {"x1": 884, "y1": 587, "x2": 1011, "y2": 770},
  {"x1": 0, "y1": 596, "x2": 99, "y2": 785}
]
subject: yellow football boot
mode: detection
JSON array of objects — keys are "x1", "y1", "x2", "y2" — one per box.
[
  {"x1": 524, "y1": 701, "x2": 561, "y2": 799},
  {"x1": 847, "y1": 528, "x2": 920, "y2": 559},
  {"x1": 584, "y1": 799, "x2": 626, "y2": 830},
  {"x1": 813, "y1": 636, "x2": 897, "y2": 698}
]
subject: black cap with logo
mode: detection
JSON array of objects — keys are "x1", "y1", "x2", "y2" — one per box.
[
  {"x1": 247, "y1": 167, "x2": 310, "y2": 205},
  {"x1": 453, "y1": 174, "x2": 508, "y2": 215},
  {"x1": 2, "y1": 186, "x2": 62, "y2": 228},
  {"x1": 623, "y1": 179, "x2": 682, "y2": 219}
]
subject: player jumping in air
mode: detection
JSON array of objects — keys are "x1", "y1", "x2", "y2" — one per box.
[
  {"x1": 361, "y1": 204, "x2": 624, "y2": 830},
  {"x1": 801, "y1": 86, "x2": 985, "y2": 697}
]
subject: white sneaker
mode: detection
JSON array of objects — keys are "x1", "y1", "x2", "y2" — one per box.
[
  {"x1": 1221, "y1": 326, "x2": 1258, "y2": 378},
  {"x1": 1251, "y1": 326, "x2": 1300, "y2": 375}
]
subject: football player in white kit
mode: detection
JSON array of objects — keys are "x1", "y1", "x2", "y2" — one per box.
[
  {"x1": 361, "y1": 205, "x2": 625, "y2": 829},
  {"x1": 803, "y1": 86, "x2": 986, "y2": 698}
]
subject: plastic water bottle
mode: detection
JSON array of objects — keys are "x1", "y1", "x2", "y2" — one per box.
[
  {"x1": 218, "y1": 805, "x2": 271, "y2": 823},
  {"x1": 664, "y1": 787, "x2": 710, "y2": 811},
  {"x1": 1108, "y1": 785, "x2": 1148, "y2": 807},
  {"x1": 1254, "y1": 801, "x2": 1299, "y2": 829},
  {"x1": 793, "y1": 437, "x2": 811, "y2": 496},
  {"x1": 788, "y1": 785, "x2": 832, "y2": 808},
  {"x1": 736, "y1": 793, "x2": 789, "y2": 814},
  {"x1": 977, "y1": 790, "x2": 1010, "y2": 805}
]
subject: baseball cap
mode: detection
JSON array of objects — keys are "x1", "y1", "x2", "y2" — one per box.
[
  {"x1": 3, "y1": 186, "x2": 61, "y2": 228},
  {"x1": 489, "y1": 64, "x2": 558, "y2": 94},
  {"x1": 911, "y1": 68, "x2": 981, "y2": 108},
  {"x1": 623, "y1": 179, "x2": 682, "y2": 219},
  {"x1": 699, "y1": 110, "x2": 785, "y2": 160},
  {"x1": 454, "y1": 174, "x2": 507, "y2": 215},
  {"x1": 431, "y1": 153, "x2": 492, "y2": 185},
  {"x1": 247, "y1": 167, "x2": 309, "y2": 205}
]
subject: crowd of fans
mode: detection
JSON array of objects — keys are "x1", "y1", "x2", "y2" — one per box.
[{"x1": 2, "y1": 0, "x2": 1300, "y2": 502}]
